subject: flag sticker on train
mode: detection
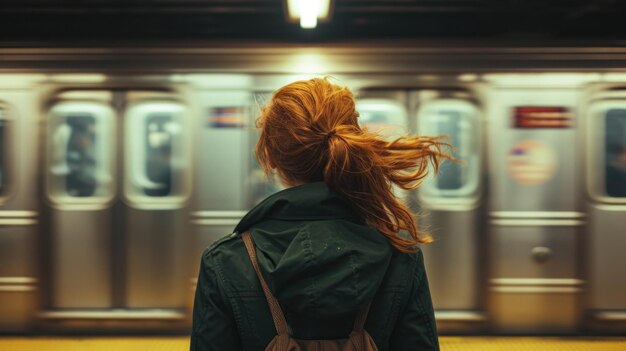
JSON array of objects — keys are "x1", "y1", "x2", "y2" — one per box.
[
  {"x1": 507, "y1": 140, "x2": 558, "y2": 185},
  {"x1": 513, "y1": 106, "x2": 572, "y2": 128},
  {"x1": 207, "y1": 107, "x2": 247, "y2": 128}
]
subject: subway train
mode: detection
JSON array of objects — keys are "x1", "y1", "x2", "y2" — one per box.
[{"x1": 0, "y1": 44, "x2": 625, "y2": 335}]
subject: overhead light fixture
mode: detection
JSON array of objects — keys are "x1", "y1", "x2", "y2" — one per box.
[{"x1": 285, "y1": 0, "x2": 333, "y2": 29}]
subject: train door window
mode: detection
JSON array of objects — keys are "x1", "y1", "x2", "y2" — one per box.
[
  {"x1": 417, "y1": 99, "x2": 480, "y2": 200},
  {"x1": 126, "y1": 102, "x2": 188, "y2": 202},
  {"x1": 357, "y1": 99, "x2": 408, "y2": 138},
  {"x1": 589, "y1": 101, "x2": 626, "y2": 200},
  {"x1": 605, "y1": 110, "x2": 626, "y2": 197},
  {"x1": 47, "y1": 102, "x2": 115, "y2": 201}
]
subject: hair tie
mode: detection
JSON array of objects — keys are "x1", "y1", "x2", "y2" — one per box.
[{"x1": 323, "y1": 129, "x2": 336, "y2": 143}]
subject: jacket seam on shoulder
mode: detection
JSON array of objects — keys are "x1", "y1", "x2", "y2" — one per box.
[{"x1": 199, "y1": 260, "x2": 217, "y2": 299}]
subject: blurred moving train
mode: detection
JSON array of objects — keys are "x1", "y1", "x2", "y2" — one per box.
[{"x1": 0, "y1": 44, "x2": 625, "y2": 335}]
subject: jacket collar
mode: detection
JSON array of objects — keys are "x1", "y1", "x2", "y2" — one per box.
[{"x1": 234, "y1": 182, "x2": 363, "y2": 232}]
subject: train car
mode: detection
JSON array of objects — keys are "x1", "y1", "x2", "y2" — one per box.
[{"x1": 0, "y1": 44, "x2": 624, "y2": 335}]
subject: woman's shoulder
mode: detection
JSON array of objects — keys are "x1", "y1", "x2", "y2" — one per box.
[
  {"x1": 199, "y1": 232, "x2": 262, "y2": 294},
  {"x1": 199, "y1": 232, "x2": 250, "y2": 278},
  {"x1": 378, "y1": 247, "x2": 423, "y2": 291},
  {"x1": 200, "y1": 232, "x2": 246, "y2": 264}
]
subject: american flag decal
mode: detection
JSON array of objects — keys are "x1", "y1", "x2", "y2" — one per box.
[{"x1": 507, "y1": 140, "x2": 558, "y2": 185}]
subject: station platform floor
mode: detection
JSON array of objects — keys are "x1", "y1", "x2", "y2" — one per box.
[{"x1": 0, "y1": 336, "x2": 625, "y2": 351}]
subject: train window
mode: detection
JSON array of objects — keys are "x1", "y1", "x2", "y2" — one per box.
[
  {"x1": 417, "y1": 99, "x2": 480, "y2": 199},
  {"x1": 357, "y1": 99, "x2": 408, "y2": 139},
  {"x1": 126, "y1": 102, "x2": 187, "y2": 201},
  {"x1": 604, "y1": 109, "x2": 626, "y2": 198},
  {"x1": 48, "y1": 102, "x2": 115, "y2": 201}
]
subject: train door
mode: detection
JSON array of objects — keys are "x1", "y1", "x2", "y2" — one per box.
[
  {"x1": 356, "y1": 89, "x2": 484, "y2": 331},
  {"x1": 0, "y1": 85, "x2": 39, "y2": 331},
  {"x1": 124, "y1": 91, "x2": 190, "y2": 311},
  {"x1": 42, "y1": 89, "x2": 190, "y2": 328},
  {"x1": 191, "y1": 83, "x2": 254, "y2": 286},
  {"x1": 486, "y1": 85, "x2": 583, "y2": 333},
  {"x1": 585, "y1": 91, "x2": 626, "y2": 331},
  {"x1": 45, "y1": 91, "x2": 115, "y2": 313},
  {"x1": 411, "y1": 90, "x2": 485, "y2": 332}
]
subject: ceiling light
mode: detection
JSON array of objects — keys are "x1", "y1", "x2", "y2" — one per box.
[{"x1": 285, "y1": 0, "x2": 332, "y2": 29}]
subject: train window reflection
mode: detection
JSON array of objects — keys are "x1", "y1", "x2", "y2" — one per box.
[
  {"x1": 48, "y1": 102, "x2": 114, "y2": 201},
  {"x1": 418, "y1": 99, "x2": 480, "y2": 199},
  {"x1": 126, "y1": 102, "x2": 187, "y2": 201},
  {"x1": 63, "y1": 115, "x2": 96, "y2": 196},
  {"x1": 144, "y1": 114, "x2": 174, "y2": 196},
  {"x1": 357, "y1": 100, "x2": 407, "y2": 139},
  {"x1": 605, "y1": 109, "x2": 626, "y2": 197}
]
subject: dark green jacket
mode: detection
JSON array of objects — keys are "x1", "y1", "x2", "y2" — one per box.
[{"x1": 191, "y1": 182, "x2": 439, "y2": 351}]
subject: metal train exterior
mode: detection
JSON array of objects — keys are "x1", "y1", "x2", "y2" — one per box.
[{"x1": 0, "y1": 44, "x2": 625, "y2": 335}]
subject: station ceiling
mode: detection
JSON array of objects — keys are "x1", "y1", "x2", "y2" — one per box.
[{"x1": 1, "y1": 0, "x2": 626, "y2": 43}]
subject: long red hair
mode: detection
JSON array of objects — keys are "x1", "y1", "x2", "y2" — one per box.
[{"x1": 255, "y1": 78, "x2": 451, "y2": 252}]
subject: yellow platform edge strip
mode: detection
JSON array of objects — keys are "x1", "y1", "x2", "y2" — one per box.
[{"x1": 0, "y1": 336, "x2": 625, "y2": 351}]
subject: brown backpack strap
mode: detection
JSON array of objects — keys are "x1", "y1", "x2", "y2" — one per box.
[
  {"x1": 352, "y1": 301, "x2": 372, "y2": 333},
  {"x1": 241, "y1": 231, "x2": 290, "y2": 336}
]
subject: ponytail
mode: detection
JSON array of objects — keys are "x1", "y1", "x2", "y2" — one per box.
[{"x1": 256, "y1": 78, "x2": 451, "y2": 252}]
